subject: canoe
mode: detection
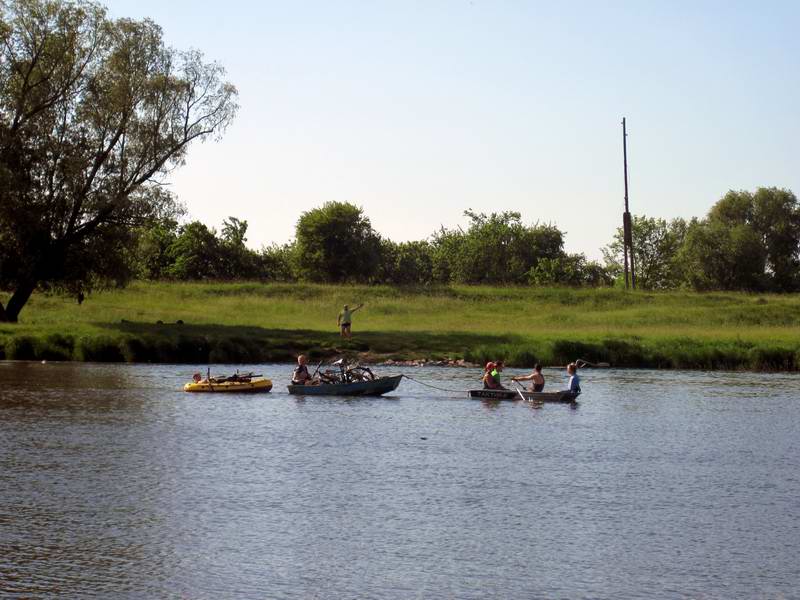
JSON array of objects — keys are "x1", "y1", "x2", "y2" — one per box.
[
  {"x1": 288, "y1": 375, "x2": 403, "y2": 397},
  {"x1": 184, "y1": 378, "x2": 273, "y2": 393},
  {"x1": 468, "y1": 389, "x2": 579, "y2": 402}
]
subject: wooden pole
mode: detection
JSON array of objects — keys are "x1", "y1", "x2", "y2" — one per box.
[{"x1": 622, "y1": 117, "x2": 635, "y2": 289}]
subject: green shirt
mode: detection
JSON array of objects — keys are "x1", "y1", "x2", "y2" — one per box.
[{"x1": 341, "y1": 308, "x2": 353, "y2": 324}]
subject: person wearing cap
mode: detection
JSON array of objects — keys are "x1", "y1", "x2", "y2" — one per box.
[
  {"x1": 482, "y1": 360, "x2": 506, "y2": 389},
  {"x1": 337, "y1": 303, "x2": 364, "y2": 338}
]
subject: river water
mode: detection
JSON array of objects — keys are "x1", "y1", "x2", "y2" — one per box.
[{"x1": 0, "y1": 362, "x2": 797, "y2": 599}]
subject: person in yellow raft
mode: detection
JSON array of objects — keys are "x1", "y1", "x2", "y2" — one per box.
[{"x1": 337, "y1": 303, "x2": 364, "y2": 338}]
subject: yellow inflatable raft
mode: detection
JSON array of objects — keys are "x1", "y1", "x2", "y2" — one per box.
[{"x1": 183, "y1": 377, "x2": 273, "y2": 393}]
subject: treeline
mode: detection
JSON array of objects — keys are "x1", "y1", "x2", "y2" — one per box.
[
  {"x1": 604, "y1": 187, "x2": 800, "y2": 291},
  {"x1": 133, "y1": 186, "x2": 800, "y2": 292},
  {"x1": 134, "y1": 204, "x2": 610, "y2": 286}
]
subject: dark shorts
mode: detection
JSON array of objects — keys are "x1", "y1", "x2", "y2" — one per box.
[{"x1": 341, "y1": 322, "x2": 351, "y2": 329}]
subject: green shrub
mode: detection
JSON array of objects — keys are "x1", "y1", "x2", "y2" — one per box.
[
  {"x1": 176, "y1": 335, "x2": 211, "y2": 363},
  {"x1": 748, "y1": 346, "x2": 795, "y2": 371},
  {"x1": 36, "y1": 334, "x2": 75, "y2": 361},
  {"x1": 120, "y1": 337, "x2": 156, "y2": 362},
  {"x1": 209, "y1": 337, "x2": 261, "y2": 364},
  {"x1": 75, "y1": 336, "x2": 124, "y2": 362},
  {"x1": 600, "y1": 338, "x2": 647, "y2": 367},
  {"x1": 550, "y1": 339, "x2": 605, "y2": 365},
  {"x1": 5, "y1": 336, "x2": 37, "y2": 360},
  {"x1": 464, "y1": 344, "x2": 503, "y2": 366},
  {"x1": 506, "y1": 345, "x2": 540, "y2": 368}
]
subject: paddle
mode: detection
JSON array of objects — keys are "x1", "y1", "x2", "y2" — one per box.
[
  {"x1": 512, "y1": 380, "x2": 527, "y2": 401},
  {"x1": 514, "y1": 379, "x2": 544, "y2": 408},
  {"x1": 310, "y1": 360, "x2": 324, "y2": 379}
]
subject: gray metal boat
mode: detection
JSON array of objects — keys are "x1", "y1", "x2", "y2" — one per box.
[
  {"x1": 468, "y1": 389, "x2": 579, "y2": 402},
  {"x1": 288, "y1": 374, "x2": 403, "y2": 397}
]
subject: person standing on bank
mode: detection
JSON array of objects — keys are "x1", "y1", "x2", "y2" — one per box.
[{"x1": 338, "y1": 303, "x2": 363, "y2": 338}]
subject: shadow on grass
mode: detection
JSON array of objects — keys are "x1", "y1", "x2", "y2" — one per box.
[
  {"x1": 3, "y1": 320, "x2": 798, "y2": 370},
  {"x1": 93, "y1": 321, "x2": 524, "y2": 364}
]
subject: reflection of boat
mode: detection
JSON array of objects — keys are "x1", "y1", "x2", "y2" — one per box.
[
  {"x1": 288, "y1": 375, "x2": 403, "y2": 397},
  {"x1": 184, "y1": 377, "x2": 273, "y2": 393},
  {"x1": 468, "y1": 389, "x2": 579, "y2": 403}
]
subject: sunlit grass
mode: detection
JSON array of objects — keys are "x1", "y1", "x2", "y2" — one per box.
[{"x1": 2, "y1": 281, "x2": 800, "y2": 369}]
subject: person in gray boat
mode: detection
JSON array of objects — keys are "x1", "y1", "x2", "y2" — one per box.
[
  {"x1": 292, "y1": 355, "x2": 319, "y2": 385},
  {"x1": 511, "y1": 363, "x2": 545, "y2": 392}
]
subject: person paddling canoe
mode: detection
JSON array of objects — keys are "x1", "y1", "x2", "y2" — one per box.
[
  {"x1": 512, "y1": 363, "x2": 545, "y2": 392},
  {"x1": 563, "y1": 362, "x2": 581, "y2": 394},
  {"x1": 482, "y1": 360, "x2": 507, "y2": 390},
  {"x1": 337, "y1": 303, "x2": 363, "y2": 338}
]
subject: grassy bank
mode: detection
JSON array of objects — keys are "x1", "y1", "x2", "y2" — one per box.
[{"x1": 2, "y1": 282, "x2": 800, "y2": 370}]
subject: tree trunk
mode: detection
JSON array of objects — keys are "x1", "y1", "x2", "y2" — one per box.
[{"x1": 1, "y1": 281, "x2": 36, "y2": 323}]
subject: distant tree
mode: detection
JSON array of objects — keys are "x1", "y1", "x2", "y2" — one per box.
[
  {"x1": 221, "y1": 217, "x2": 248, "y2": 247},
  {"x1": 431, "y1": 211, "x2": 565, "y2": 284},
  {"x1": 259, "y1": 242, "x2": 297, "y2": 281},
  {"x1": 294, "y1": 201, "x2": 381, "y2": 283},
  {"x1": 135, "y1": 216, "x2": 180, "y2": 279},
  {"x1": 166, "y1": 221, "x2": 223, "y2": 280},
  {"x1": 0, "y1": 0, "x2": 237, "y2": 321},
  {"x1": 603, "y1": 215, "x2": 688, "y2": 289},
  {"x1": 676, "y1": 217, "x2": 768, "y2": 291},
  {"x1": 529, "y1": 254, "x2": 612, "y2": 287},
  {"x1": 708, "y1": 188, "x2": 800, "y2": 291},
  {"x1": 395, "y1": 240, "x2": 434, "y2": 285},
  {"x1": 378, "y1": 239, "x2": 434, "y2": 285},
  {"x1": 429, "y1": 226, "x2": 462, "y2": 284},
  {"x1": 672, "y1": 188, "x2": 800, "y2": 292},
  {"x1": 218, "y1": 216, "x2": 260, "y2": 278}
]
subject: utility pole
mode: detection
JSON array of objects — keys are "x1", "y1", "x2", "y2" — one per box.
[{"x1": 622, "y1": 117, "x2": 635, "y2": 289}]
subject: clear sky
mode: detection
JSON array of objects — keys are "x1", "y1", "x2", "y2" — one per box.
[{"x1": 105, "y1": 0, "x2": 799, "y2": 259}]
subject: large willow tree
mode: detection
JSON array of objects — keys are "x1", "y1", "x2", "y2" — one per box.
[{"x1": 0, "y1": 0, "x2": 238, "y2": 321}]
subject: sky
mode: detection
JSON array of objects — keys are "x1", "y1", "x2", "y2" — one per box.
[{"x1": 105, "y1": 0, "x2": 800, "y2": 259}]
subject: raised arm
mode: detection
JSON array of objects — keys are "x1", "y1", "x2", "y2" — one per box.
[{"x1": 352, "y1": 303, "x2": 364, "y2": 313}]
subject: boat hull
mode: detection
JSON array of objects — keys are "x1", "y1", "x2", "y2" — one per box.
[
  {"x1": 288, "y1": 375, "x2": 403, "y2": 397},
  {"x1": 468, "y1": 389, "x2": 579, "y2": 402},
  {"x1": 184, "y1": 378, "x2": 273, "y2": 393}
]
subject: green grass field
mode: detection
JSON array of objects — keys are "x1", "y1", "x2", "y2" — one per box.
[{"x1": 2, "y1": 281, "x2": 800, "y2": 370}]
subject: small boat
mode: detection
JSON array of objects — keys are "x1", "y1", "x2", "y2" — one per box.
[
  {"x1": 184, "y1": 373, "x2": 273, "y2": 393},
  {"x1": 288, "y1": 374, "x2": 403, "y2": 397},
  {"x1": 468, "y1": 389, "x2": 579, "y2": 403}
]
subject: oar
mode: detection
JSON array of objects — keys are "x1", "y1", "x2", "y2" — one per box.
[
  {"x1": 311, "y1": 360, "x2": 324, "y2": 379},
  {"x1": 515, "y1": 379, "x2": 544, "y2": 408},
  {"x1": 512, "y1": 380, "x2": 527, "y2": 401}
]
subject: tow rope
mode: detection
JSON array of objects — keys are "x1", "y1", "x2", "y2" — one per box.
[{"x1": 401, "y1": 374, "x2": 468, "y2": 394}]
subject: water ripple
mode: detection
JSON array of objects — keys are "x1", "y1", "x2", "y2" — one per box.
[{"x1": 0, "y1": 362, "x2": 798, "y2": 598}]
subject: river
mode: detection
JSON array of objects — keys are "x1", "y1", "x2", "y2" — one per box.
[{"x1": 0, "y1": 362, "x2": 798, "y2": 599}]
